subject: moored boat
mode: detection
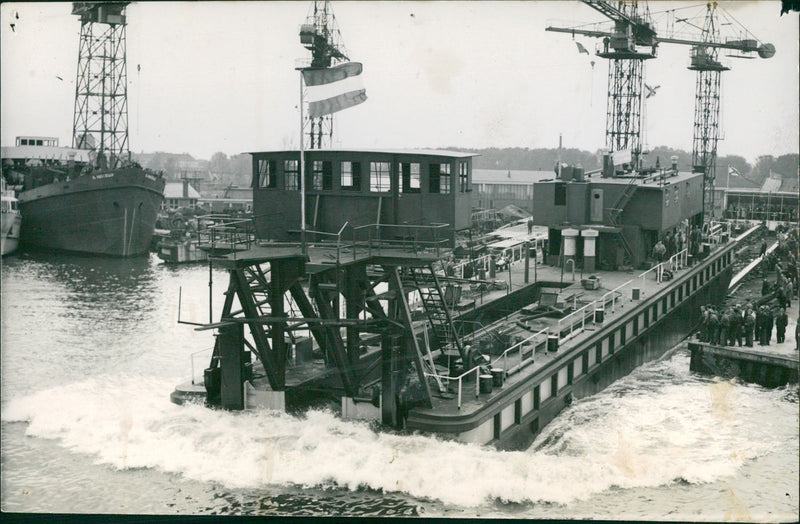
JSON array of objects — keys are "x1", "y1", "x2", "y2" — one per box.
[{"x1": 2, "y1": 138, "x2": 165, "y2": 257}]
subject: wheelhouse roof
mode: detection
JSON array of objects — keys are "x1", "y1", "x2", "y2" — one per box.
[{"x1": 246, "y1": 148, "x2": 478, "y2": 159}]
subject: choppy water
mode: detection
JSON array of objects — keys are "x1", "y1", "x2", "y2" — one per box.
[{"x1": 1, "y1": 252, "x2": 798, "y2": 519}]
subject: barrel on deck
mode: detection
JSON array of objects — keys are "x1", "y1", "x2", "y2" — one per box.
[
  {"x1": 594, "y1": 308, "x2": 604, "y2": 323},
  {"x1": 479, "y1": 374, "x2": 493, "y2": 393},
  {"x1": 491, "y1": 368, "x2": 504, "y2": 387},
  {"x1": 547, "y1": 335, "x2": 559, "y2": 353}
]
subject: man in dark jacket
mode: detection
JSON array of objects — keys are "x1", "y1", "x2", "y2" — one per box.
[
  {"x1": 744, "y1": 306, "x2": 755, "y2": 347},
  {"x1": 763, "y1": 306, "x2": 775, "y2": 345},
  {"x1": 709, "y1": 308, "x2": 721, "y2": 345},
  {"x1": 756, "y1": 306, "x2": 765, "y2": 345},
  {"x1": 775, "y1": 308, "x2": 788, "y2": 343},
  {"x1": 720, "y1": 308, "x2": 731, "y2": 346},
  {"x1": 730, "y1": 306, "x2": 743, "y2": 346}
]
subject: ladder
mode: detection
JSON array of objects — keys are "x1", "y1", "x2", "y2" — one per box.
[
  {"x1": 407, "y1": 265, "x2": 467, "y2": 363},
  {"x1": 607, "y1": 177, "x2": 638, "y2": 266}
]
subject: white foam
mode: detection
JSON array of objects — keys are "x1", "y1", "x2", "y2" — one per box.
[{"x1": 2, "y1": 353, "x2": 795, "y2": 508}]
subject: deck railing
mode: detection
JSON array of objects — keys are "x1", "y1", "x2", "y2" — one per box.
[
  {"x1": 424, "y1": 365, "x2": 482, "y2": 410},
  {"x1": 490, "y1": 327, "x2": 547, "y2": 377},
  {"x1": 196, "y1": 214, "x2": 256, "y2": 258},
  {"x1": 351, "y1": 222, "x2": 451, "y2": 259},
  {"x1": 190, "y1": 347, "x2": 214, "y2": 385}
]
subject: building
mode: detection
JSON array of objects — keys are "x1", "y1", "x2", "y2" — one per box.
[
  {"x1": 199, "y1": 186, "x2": 253, "y2": 213},
  {"x1": 532, "y1": 166, "x2": 703, "y2": 270},
  {"x1": 472, "y1": 169, "x2": 553, "y2": 213},
  {"x1": 249, "y1": 149, "x2": 477, "y2": 244},
  {"x1": 163, "y1": 180, "x2": 201, "y2": 210}
]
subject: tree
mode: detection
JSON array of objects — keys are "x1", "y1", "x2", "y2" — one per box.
[{"x1": 209, "y1": 152, "x2": 230, "y2": 175}]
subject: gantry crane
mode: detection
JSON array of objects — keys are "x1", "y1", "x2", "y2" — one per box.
[
  {"x1": 71, "y1": 2, "x2": 131, "y2": 169},
  {"x1": 547, "y1": 1, "x2": 774, "y2": 223},
  {"x1": 299, "y1": 0, "x2": 349, "y2": 149}
]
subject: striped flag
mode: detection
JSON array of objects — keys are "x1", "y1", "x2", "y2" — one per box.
[
  {"x1": 576, "y1": 41, "x2": 589, "y2": 54},
  {"x1": 302, "y1": 62, "x2": 367, "y2": 118},
  {"x1": 728, "y1": 166, "x2": 741, "y2": 177}
]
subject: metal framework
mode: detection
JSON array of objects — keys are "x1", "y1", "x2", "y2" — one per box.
[
  {"x1": 546, "y1": 1, "x2": 774, "y2": 226},
  {"x1": 688, "y1": 4, "x2": 727, "y2": 223},
  {"x1": 72, "y1": 2, "x2": 130, "y2": 169},
  {"x1": 605, "y1": 57, "x2": 646, "y2": 156},
  {"x1": 300, "y1": 0, "x2": 349, "y2": 149},
  {"x1": 202, "y1": 240, "x2": 467, "y2": 427}
]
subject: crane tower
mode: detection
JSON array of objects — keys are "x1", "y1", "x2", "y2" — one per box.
[
  {"x1": 547, "y1": 0, "x2": 774, "y2": 223},
  {"x1": 299, "y1": 0, "x2": 349, "y2": 149},
  {"x1": 71, "y1": 2, "x2": 130, "y2": 169}
]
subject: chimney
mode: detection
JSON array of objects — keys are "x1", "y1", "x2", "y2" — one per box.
[{"x1": 182, "y1": 178, "x2": 189, "y2": 198}]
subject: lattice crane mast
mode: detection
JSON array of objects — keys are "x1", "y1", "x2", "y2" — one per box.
[
  {"x1": 547, "y1": 1, "x2": 774, "y2": 223},
  {"x1": 547, "y1": 1, "x2": 659, "y2": 169},
  {"x1": 658, "y1": 3, "x2": 774, "y2": 222},
  {"x1": 299, "y1": 0, "x2": 349, "y2": 149},
  {"x1": 71, "y1": 2, "x2": 131, "y2": 169}
]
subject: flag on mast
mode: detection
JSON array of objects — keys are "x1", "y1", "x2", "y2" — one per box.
[{"x1": 302, "y1": 62, "x2": 367, "y2": 118}]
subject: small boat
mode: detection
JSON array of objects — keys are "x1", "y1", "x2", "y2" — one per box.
[{"x1": 1, "y1": 178, "x2": 22, "y2": 256}]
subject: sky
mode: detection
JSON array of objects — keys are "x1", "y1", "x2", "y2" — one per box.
[{"x1": 1, "y1": 1, "x2": 797, "y2": 164}]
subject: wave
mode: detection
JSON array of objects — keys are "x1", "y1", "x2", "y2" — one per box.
[{"x1": 2, "y1": 353, "x2": 796, "y2": 508}]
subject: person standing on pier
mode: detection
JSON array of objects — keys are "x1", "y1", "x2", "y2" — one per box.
[
  {"x1": 775, "y1": 308, "x2": 788, "y2": 344},
  {"x1": 744, "y1": 305, "x2": 755, "y2": 347},
  {"x1": 527, "y1": 217, "x2": 533, "y2": 236},
  {"x1": 759, "y1": 240, "x2": 767, "y2": 258},
  {"x1": 756, "y1": 306, "x2": 766, "y2": 345},
  {"x1": 720, "y1": 308, "x2": 731, "y2": 346},
  {"x1": 763, "y1": 306, "x2": 775, "y2": 345},
  {"x1": 731, "y1": 306, "x2": 743, "y2": 347},
  {"x1": 709, "y1": 307, "x2": 721, "y2": 345}
]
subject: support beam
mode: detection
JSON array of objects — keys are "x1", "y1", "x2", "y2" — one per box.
[{"x1": 389, "y1": 267, "x2": 433, "y2": 408}]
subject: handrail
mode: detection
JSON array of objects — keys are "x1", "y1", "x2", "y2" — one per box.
[
  {"x1": 190, "y1": 347, "x2": 214, "y2": 385},
  {"x1": 423, "y1": 365, "x2": 482, "y2": 409},
  {"x1": 490, "y1": 327, "x2": 547, "y2": 377}
]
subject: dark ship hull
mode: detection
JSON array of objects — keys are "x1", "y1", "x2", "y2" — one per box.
[{"x1": 18, "y1": 167, "x2": 165, "y2": 256}]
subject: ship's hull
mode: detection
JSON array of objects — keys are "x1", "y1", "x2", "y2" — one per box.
[
  {"x1": 17, "y1": 167, "x2": 165, "y2": 256},
  {"x1": 1, "y1": 210, "x2": 22, "y2": 256}
]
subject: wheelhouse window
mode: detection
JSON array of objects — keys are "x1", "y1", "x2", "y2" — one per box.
[
  {"x1": 554, "y1": 182, "x2": 566, "y2": 205},
  {"x1": 341, "y1": 161, "x2": 361, "y2": 191},
  {"x1": 429, "y1": 163, "x2": 451, "y2": 194},
  {"x1": 459, "y1": 161, "x2": 470, "y2": 192},
  {"x1": 284, "y1": 160, "x2": 299, "y2": 191},
  {"x1": 370, "y1": 161, "x2": 391, "y2": 193},
  {"x1": 311, "y1": 160, "x2": 332, "y2": 190},
  {"x1": 400, "y1": 162, "x2": 421, "y2": 193},
  {"x1": 257, "y1": 159, "x2": 276, "y2": 188}
]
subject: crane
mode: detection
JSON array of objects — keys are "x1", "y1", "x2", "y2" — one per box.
[
  {"x1": 548, "y1": 1, "x2": 659, "y2": 168},
  {"x1": 547, "y1": 0, "x2": 774, "y2": 223},
  {"x1": 661, "y1": 3, "x2": 774, "y2": 221},
  {"x1": 71, "y1": 2, "x2": 131, "y2": 169},
  {"x1": 299, "y1": 0, "x2": 349, "y2": 149}
]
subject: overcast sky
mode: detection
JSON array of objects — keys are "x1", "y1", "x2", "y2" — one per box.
[{"x1": 1, "y1": 1, "x2": 797, "y2": 163}]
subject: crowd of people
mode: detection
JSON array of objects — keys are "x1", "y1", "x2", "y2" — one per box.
[
  {"x1": 652, "y1": 221, "x2": 703, "y2": 264},
  {"x1": 700, "y1": 303, "x2": 789, "y2": 347},
  {"x1": 701, "y1": 226, "x2": 799, "y2": 350},
  {"x1": 724, "y1": 201, "x2": 799, "y2": 223}
]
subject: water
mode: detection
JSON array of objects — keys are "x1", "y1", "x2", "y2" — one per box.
[{"x1": 2, "y1": 253, "x2": 798, "y2": 519}]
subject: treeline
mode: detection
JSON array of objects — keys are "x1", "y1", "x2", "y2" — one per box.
[
  {"x1": 134, "y1": 148, "x2": 797, "y2": 187},
  {"x1": 460, "y1": 146, "x2": 798, "y2": 183},
  {"x1": 133, "y1": 151, "x2": 252, "y2": 186}
]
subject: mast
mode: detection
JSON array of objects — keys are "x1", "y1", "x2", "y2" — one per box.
[{"x1": 72, "y1": 2, "x2": 131, "y2": 169}]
